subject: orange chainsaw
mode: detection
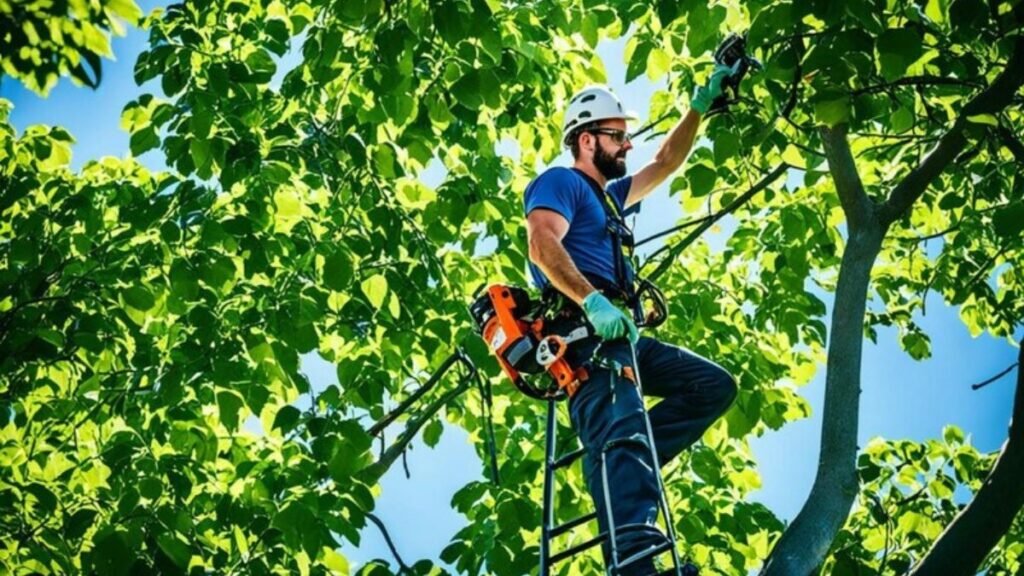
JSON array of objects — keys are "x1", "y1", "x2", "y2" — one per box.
[{"x1": 469, "y1": 284, "x2": 591, "y2": 399}]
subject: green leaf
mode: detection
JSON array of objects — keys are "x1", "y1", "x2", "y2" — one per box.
[
  {"x1": 966, "y1": 114, "x2": 999, "y2": 126},
  {"x1": 130, "y1": 127, "x2": 160, "y2": 156},
  {"x1": 423, "y1": 418, "x2": 443, "y2": 447},
  {"x1": 943, "y1": 425, "x2": 965, "y2": 445},
  {"x1": 139, "y1": 477, "x2": 163, "y2": 500},
  {"x1": 322, "y1": 547, "x2": 349, "y2": 573},
  {"x1": 646, "y1": 47, "x2": 672, "y2": 81},
  {"x1": 169, "y1": 260, "x2": 199, "y2": 302},
  {"x1": 361, "y1": 274, "x2": 388, "y2": 309},
  {"x1": 273, "y1": 405, "x2": 302, "y2": 434},
  {"x1": 244, "y1": 49, "x2": 277, "y2": 84},
  {"x1": 26, "y1": 483, "x2": 57, "y2": 515},
  {"x1": 685, "y1": 164, "x2": 717, "y2": 198},
  {"x1": 64, "y1": 508, "x2": 99, "y2": 540},
  {"x1": 190, "y1": 138, "x2": 212, "y2": 171},
  {"x1": 690, "y1": 448, "x2": 721, "y2": 484},
  {"x1": 217, "y1": 389, "x2": 246, "y2": 431},
  {"x1": 813, "y1": 92, "x2": 851, "y2": 126},
  {"x1": 876, "y1": 28, "x2": 923, "y2": 80},
  {"x1": 157, "y1": 532, "x2": 192, "y2": 570},
  {"x1": 625, "y1": 38, "x2": 651, "y2": 83},
  {"x1": 373, "y1": 143, "x2": 397, "y2": 179},
  {"x1": 451, "y1": 70, "x2": 484, "y2": 111},
  {"x1": 123, "y1": 285, "x2": 155, "y2": 310},
  {"x1": 890, "y1": 107, "x2": 914, "y2": 133},
  {"x1": 993, "y1": 204, "x2": 1024, "y2": 238},
  {"x1": 90, "y1": 528, "x2": 134, "y2": 576},
  {"x1": 901, "y1": 331, "x2": 931, "y2": 360}
]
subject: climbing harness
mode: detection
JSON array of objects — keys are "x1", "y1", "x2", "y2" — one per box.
[{"x1": 570, "y1": 168, "x2": 668, "y2": 330}]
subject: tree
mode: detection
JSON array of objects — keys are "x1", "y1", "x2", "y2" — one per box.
[{"x1": 1, "y1": 0, "x2": 1022, "y2": 574}]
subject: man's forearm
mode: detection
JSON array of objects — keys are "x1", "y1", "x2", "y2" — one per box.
[
  {"x1": 529, "y1": 233, "x2": 595, "y2": 305},
  {"x1": 654, "y1": 109, "x2": 701, "y2": 173}
]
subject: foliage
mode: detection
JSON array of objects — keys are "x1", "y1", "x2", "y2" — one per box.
[
  {"x1": 827, "y1": 429, "x2": 1010, "y2": 575},
  {"x1": 1, "y1": 0, "x2": 1022, "y2": 574},
  {"x1": 0, "y1": 0, "x2": 143, "y2": 95}
]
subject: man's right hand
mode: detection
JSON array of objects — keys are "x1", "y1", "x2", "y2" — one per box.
[{"x1": 581, "y1": 291, "x2": 639, "y2": 344}]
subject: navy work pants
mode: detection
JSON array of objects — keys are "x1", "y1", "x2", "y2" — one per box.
[{"x1": 567, "y1": 336, "x2": 737, "y2": 576}]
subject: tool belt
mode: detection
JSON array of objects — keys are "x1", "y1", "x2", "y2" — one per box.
[{"x1": 470, "y1": 284, "x2": 595, "y2": 400}]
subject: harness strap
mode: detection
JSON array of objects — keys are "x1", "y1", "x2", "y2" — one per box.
[{"x1": 571, "y1": 168, "x2": 636, "y2": 300}]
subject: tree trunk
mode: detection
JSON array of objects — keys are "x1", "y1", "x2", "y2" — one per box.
[
  {"x1": 910, "y1": 341, "x2": 1024, "y2": 575},
  {"x1": 760, "y1": 223, "x2": 884, "y2": 575}
]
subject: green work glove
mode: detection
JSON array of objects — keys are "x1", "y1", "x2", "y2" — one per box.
[
  {"x1": 581, "y1": 291, "x2": 639, "y2": 344},
  {"x1": 690, "y1": 61, "x2": 742, "y2": 115}
]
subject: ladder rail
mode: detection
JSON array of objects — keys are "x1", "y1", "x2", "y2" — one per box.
[{"x1": 539, "y1": 348, "x2": 690, "y2": 576}]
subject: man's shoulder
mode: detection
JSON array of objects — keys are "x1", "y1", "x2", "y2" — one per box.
[{"x1": 529, "y1": 166, "x2": 581, "y2": 188}]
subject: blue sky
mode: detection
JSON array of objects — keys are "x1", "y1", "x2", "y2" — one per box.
[{"x1": 3, "y1": 11, "x2": 1020, "y2": 572}]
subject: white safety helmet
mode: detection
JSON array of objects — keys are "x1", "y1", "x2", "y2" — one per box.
[{"x1": 561, "y1": 85, "x2": 639, "y2": 146}]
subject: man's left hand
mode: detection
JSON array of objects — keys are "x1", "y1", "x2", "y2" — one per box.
[{"x1": 690, "y1": 61, "x2": 742, "y2": 115}]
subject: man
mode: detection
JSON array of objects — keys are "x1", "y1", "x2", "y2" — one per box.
[{"x1": 524, "y1": 69, "x2": 741, "y2": 575}]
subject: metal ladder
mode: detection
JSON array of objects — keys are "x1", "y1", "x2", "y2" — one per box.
[{"x1": 537, "y1": 364, "x2": 699, "y2": 576}]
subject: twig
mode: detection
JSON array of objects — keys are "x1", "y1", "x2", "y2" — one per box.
[
  {"x1": 365, "y1": 513, "x2": 414, "y2": 574},
  {"x1": 641, "y1": 163, "x2": 789, "y2": 282},
  {"x1": 972, "y1": 362, "x2": 1020, "y2": 391},
  {"x1": 851, "y1": 75, "x2": 984, "y2": 96},
  {"x1": 368, "y1": 350, "x2": 468, "y2": 437}
]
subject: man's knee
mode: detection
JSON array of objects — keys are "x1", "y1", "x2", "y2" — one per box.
[{"x1": 711, "y1": 367, "x2": 738, "y2": 412}]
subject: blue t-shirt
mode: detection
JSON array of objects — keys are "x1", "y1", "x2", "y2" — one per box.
[{"x1": 524, "y1": 167, "x2": 639, "y2": 290}]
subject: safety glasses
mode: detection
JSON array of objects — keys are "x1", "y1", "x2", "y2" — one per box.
[{"x1": 586, "y1": 128, "x2": 631, "y2": 146}]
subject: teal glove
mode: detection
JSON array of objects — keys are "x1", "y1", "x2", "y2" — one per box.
[
  {"x1": 690, "y1": 61, "x2": 742, "y2": 115},
  {"x1": 581, "y1": 291, "x2": 639, "y2": 344}
]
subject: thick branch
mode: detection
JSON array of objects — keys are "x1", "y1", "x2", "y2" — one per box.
[
  {"x1": 361, "y1": 377, "x2": 472, "y2": 483},
  {"x1": 642, "y1": 163, "x2": 789, "y2": 283},
  {"x1": 761, "y1": 129, "x2": 886, "y2": 576},
  {"x1": 879, "y1": 35, "x2": 1024, "y2": 224},
  {"x1": 367, "y1": 350, "x2": 468, "y2": 437},
  {"x1": 820, "y1": 124, "x2": 877, "y2": 229},
  {"x1": 910, "y1": 341, "x2": 1024, "y2": 575}
]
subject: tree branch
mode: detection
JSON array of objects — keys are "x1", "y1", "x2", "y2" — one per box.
[
  {"x1": 367, "y1": 349, "x2": 469, "y2": 437},
  {"x1": 851, "y1": 75, "x2": 984, "y2": 96},
  {"x1": 910, "y1": 340, "x2": 1024, "y2": 575},
  {"x1": 361, "y1": 376, "x2": 473, "y2": 483},
  {"x1": 820, "y1": 125, "x2": 877, "y2": 230},
  {"x1": 879, "y1": 35, "x2": 1024, "y2": 225},
  {"x1": 641, "y1": 163, "x2": 789, "y2": 283},
  {"x1": 972, "y1": 362, "x2": 1020, "y2": 391},
  {"x1": 366, "y1": 513, "x2": 414, "y2": 574}
]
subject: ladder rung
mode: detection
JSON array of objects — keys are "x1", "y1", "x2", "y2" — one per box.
[
  {"x1": 553, "y1": 447, "x2": 586, "y2": 469},
  {"x1": 616, "y1": 539, "x2": 673, "y2": 569},
  {"x1": 548, "y1": 532, "x2": 608, "y2": 565},
  {"x1": 550, "y1": 512, "x2": 597, "y2": 538}
]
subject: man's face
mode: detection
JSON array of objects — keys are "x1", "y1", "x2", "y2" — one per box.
[{"x1": 586, "y1": 119, "x2": 632, "y2": 180}]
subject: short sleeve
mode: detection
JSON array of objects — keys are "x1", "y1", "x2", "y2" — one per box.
[
  {"x1": 607, "y1": 176, "x2": 639, "y2": 217},
  {"x1": 524, "y1": 168, "x2": 581, "y2": 222}
]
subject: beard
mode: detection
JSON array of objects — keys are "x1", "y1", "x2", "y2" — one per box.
[{"x1": 593, "y1": 137, "x2": 627, "y2": 180}]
